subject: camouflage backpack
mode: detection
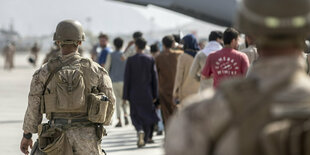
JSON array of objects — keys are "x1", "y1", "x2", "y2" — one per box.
[
  {"x1": 41, "y1": 55, "x2": 113, "y2": 124},
  {"x1": 42, "y1": 55, "x2": 88, "y2": 113},
  {"x1": 209, "y1": 78, "x2": 310, "y2": 155}
]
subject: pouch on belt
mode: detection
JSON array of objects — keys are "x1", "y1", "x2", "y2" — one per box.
[{"x1": 38, "y1": 123, "x2": 73, "y2": 155}]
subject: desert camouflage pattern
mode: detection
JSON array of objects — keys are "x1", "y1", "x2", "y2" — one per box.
[
  {"x1": 3, "y1": 43, "x2": 15, "y2": 69},
  {"x1": 23, "y1": 51, "x2": 115, "y2": 154},
  {"x1": 32, "y1": 126, "x2": 103, "y2": 155},
  {"x1": 165, "y1": 56, "x2": 310, "y2": 155}
]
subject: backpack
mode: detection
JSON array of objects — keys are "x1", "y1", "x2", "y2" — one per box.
[
  {"x1": 209, "y1": 77, "x2": 310, "y2": 155},
  {"x1": 41, "y1": 55, "x2": 114, "y2": 125},
  {"x1": 43, "y1": 55, "x2": 89, "y2": 113}
]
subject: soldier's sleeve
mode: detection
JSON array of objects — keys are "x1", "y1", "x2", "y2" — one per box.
[
  {"x1": 98, "y1": 68, "x2": 116, "y2": 109},
  {"x1": 22, "y1": 66, "x2": 48, "y2": 133},
  {"x1": 165, "y1": 91, "x2": 232, "y2": 155}
]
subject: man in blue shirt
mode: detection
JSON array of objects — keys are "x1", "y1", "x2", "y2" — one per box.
[
  {"x1": 97, "y1": 33, "x2": 111, "y2": 68},
  {"x1": 105, "y1": 37, "x2": 129, "y2": 127}
]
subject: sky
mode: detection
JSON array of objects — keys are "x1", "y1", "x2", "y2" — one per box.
[{"x1": 0, "y1": 0, "x2": 195, "y2": 36}]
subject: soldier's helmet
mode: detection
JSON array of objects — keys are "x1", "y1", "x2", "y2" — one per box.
[
  {"x1": 53, "y1": 20, "x2": 85, "y2": 43},
  {"x1": 235, "y1": 0, "x2": 310, "y2": 45}
]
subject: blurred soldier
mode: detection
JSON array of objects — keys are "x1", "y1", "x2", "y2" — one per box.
[
  {"x1": 3, "y1": 42, "x2": 15, "y2": 70},
  {"x1": 166, "y1": 0, "x2": 310, "y2": 155},
  {"x1": 241, "y1": 35, "x2": 259, "y2": 65},
  {"x1": 105, "y1": 37, "x2": 129, "y2": 128},
  {"x1": 42, "y1": 42, "x2": 61, "y2": 64},
  {"x1": 20, "y1": 20, "x2": 115, "y2": 155},
  {"x1": 123, "y1": 38, "x2": 159, "y2": 147},
  {"x1": 189, "y1": 31, "x2": 223, "y2": 91},
  {"x1": 29, "y1": 42, "x2": 40, "y2": 67}
]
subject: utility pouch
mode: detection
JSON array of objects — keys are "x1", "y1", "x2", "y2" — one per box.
[
  {"x1": 87, "y1": 93, "x2": 112, "y2": 124},
  {"x1": 31, "y1": 139, "x2": 46, "y2": 155},
  {"x1": 94, "y1": 124, "x2": 106, "y2": 140},
  {"x1": 38, "y1": 124, "x2": 73, "y2": 155}
]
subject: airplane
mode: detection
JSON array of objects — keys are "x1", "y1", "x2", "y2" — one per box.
[{"x1": 112, "y1": 0, "x2": 238, "y2": 27}]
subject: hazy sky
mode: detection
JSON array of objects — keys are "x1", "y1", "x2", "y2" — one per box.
[{"x1": 0, "y1": 0, "x2": 194, "y2": 36}]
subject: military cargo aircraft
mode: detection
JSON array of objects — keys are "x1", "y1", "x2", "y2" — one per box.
[{"x1": 112, "y1": 0, "x2": 237, "y2": 27}]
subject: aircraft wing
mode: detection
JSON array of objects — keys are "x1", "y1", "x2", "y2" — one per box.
[{"x1": 112, "y1": 0, "x2": 237, "y2": 26}]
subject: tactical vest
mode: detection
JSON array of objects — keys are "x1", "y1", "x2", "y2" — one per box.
[
  {"x1": 42, "y1": 55, "x2": 90, "y2": 114},
  {"x1": 41, "y1": 55, "x2": 113, "y2": 125}
]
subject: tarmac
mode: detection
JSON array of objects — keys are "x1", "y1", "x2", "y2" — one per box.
[{"x1": 0, "y1": 52, "x2": 164, "y2": 155}]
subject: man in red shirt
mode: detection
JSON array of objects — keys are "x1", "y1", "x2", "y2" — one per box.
[{"x1": 201, "y1": 27, "x2": 249, "y2": 88}]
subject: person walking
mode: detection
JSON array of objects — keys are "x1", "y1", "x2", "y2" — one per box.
[
  {"x1": 123, "y1": 37, "x2": 159, "y2": 148},
  {"x1": 173, "y1": 34, "x2": 200, "y2": 105},
  {"x1": 105, "y1": 37, "x2": 129, "y2": 127},
  {"x1": 29, "y1": 42, "x2": 40, "y2": 67},
  {"x1": 20, "y1": 20, "x2": 115, "y2": 155},
  {"x1": 155, "y1": 35, "x2": 182, "y2": 128},
  {"x1": 201, "y1": 28, "x2": 250, "y2": 88},
  {"x1": 241, "y1": 35, "x2": 259, "y2": 65},
  {"x1": 3, "y1": 42, "x2": 15, "y2": 70},
  {"x1": 189, "y1": 31, "x2": 223, "y2": 91}
]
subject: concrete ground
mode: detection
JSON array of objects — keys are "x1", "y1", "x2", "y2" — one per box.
[{"x1": 0, "y1": 53, "x2": 164, "y2": 155}]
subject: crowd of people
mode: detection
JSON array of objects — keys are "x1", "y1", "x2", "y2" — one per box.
[
  {"x1": 88, "y1": 26, "x2": 260, "y2": 148},
  {"x1": 18, "y1": 0, "x2": 310, "y2": 154}
]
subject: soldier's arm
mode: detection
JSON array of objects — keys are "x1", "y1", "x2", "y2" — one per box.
[
  {"x1": 98, "y1": 68, "x2": 116, "y2": 108},
  {"x1": 23, "y1": 67, "x2": 47, "y2": 133},
  {"x1": 165, "y1": 91, "x2": 231, "y2": 155}
]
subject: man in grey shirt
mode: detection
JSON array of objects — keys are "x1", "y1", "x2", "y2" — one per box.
[{"x1": 106, "y1": 37, "x2": 129, "y2": 127}]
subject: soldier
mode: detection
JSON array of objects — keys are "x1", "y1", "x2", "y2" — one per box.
[
  {"x1": 3, "y1": 42, "x2": 15, "y2": 70},
  {"x1": 29, "y1": 42, "x2": 40, "y2": 67},
  {"x1": 165, "y1": 0, "x2": 310, "y2": 155},
  {"x1": 20, "y1": 20, "x2": 115, "y2": 155}
]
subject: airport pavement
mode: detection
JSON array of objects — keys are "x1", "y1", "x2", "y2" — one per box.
[{"x1": 0, "y1": 53, "x2": 164, "y2": 155}]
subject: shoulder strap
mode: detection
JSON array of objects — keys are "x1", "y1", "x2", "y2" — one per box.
[
  {"x1": 40, "y1": 56, "x2": 80, "y2": 115},
  {"x1": 306, "y1": 54, "x2": 310, "y2": 74},
  {"x1": 41, "y1": 56, "x2": 79, "y2": 96}
]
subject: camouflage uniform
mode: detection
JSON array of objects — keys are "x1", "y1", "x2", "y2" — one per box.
[
  {"x1": 165, "y1": 56, "x2": 310, "y2": 155},
  {"x1": 3, "y1": 43, "x2": 15, "y2": 70},
  {"x1": 23, "y1": 51, "x2": 115, "y2": 154}
]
